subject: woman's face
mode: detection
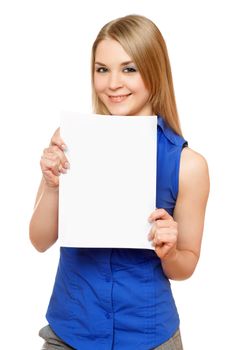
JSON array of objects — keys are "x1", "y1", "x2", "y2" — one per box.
[{"x1": 94, "y1": 38, "x2": 152, "y2": 116}]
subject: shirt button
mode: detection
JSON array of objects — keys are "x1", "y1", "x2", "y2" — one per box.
[{"x1": 105, "y1": 312, "x2": 111, "y2": 319}]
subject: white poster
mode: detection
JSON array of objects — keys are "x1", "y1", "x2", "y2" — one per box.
[{"x1": 59, "y1": 111, "x2": 157, "y2": 249}]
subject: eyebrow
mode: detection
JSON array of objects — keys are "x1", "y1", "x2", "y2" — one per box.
[{"x1": 94, "y1": 61, "x2": 134, "y2": 66}]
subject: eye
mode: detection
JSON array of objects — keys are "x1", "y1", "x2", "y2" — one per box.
[
  {"x1": 96, "y1": 67, "x2": 108, "y2": 73},
  {"x1": 123, "y1": 66, "x2": 137, "y2": 73}
]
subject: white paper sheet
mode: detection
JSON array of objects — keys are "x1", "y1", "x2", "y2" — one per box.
[{"x1": 59, "y1": 111, "x2": 157, "y2": 249}]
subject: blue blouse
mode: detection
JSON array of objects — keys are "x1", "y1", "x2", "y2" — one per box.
[{"x1": 46, "y1": 116, "x2": 188, "y2": 350}]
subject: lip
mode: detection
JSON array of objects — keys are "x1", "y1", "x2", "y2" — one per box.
[{"x1": 108, "y1": 93, "x2": 132, "y2": 103}]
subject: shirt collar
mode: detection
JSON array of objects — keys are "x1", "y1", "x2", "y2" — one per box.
[{"x1": 157, "y1": 115, "x2": 186, "y2": 146}]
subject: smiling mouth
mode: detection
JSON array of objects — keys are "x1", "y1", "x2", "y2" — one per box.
[{"x1": 108, "y1": 94, "x2": 132, "y2": 103}]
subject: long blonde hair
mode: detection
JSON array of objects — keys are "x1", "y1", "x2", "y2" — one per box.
[{"x1": 91, "y1": 14, "x2": 183, "y2": 136}]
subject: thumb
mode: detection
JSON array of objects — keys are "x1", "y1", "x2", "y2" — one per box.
[{"x1": 148, "y1": 208, "x2": 172, "y2": 222}]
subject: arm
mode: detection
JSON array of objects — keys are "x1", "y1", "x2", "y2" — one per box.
[
  {"x1": 29, "y1": 177, "x2": 59, "y2": 252},
  {"x1": 29, "y1": 129, "x2": 69, "y2": 252},
  {"x1": 148, "y1": 147, "x2": 210, "y2": 280}
]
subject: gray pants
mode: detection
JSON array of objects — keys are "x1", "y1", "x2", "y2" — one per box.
[{"x1": 39, "y1": 324, "x2": 183, "y2": 350}]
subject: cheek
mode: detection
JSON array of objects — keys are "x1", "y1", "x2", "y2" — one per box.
[
  {"x1": 135, "y1": 79, "x2": 150, "y2": 100},
  {"x1": 94, "y1": 75, "x2": 106, "y2": 94},
  {"x1": 135, "y1": 78, "x2": 148, "y2": 93},
  {"x1": 127, "y1": 76, "x2": 145, "y2": 94}
]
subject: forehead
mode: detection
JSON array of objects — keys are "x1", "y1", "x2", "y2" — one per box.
[{"x1": 95, "y1": 38, "x2": 132, "y2": 64}]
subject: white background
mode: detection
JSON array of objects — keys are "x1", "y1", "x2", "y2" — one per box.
[{"x1": 0, "y1": 0, "x2": 232, "y2": 349}]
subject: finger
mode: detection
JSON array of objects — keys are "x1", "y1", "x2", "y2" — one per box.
[
  {"x1": 43, "y1": 146, "x2": 70, "y2": 170},
  {"x1": 153, "y1": 230, "x2": 177, "y2": 245},
  {"x1": 41, "y1": 158, "x2": 61, "y2": 176},
  {"x1": 50, "y1": 127, "x2": 67, "y2": 151},
  {"x1": 147, "y1": 231, "x2": 154, "y2": 241},
  {"x1": 44, "y1": 145, "x2": 68, "y2": 158},
  {"x1": 45, "y1": 145, "x2": 67, "y2": 157},
  {"x1": 148, "y1": 220, "x2": 176, "y2": 241},
  {"x1": 155, "y1": 244, "x2": 175, "y2": 260},
  {"x1": 153, "y1": 219, "x2": 176, "y2": 228},
  {"x1": 147, "y1": 219, "x2": 158, "y2": 241},
  {"x1": 148, "y1": 208, "x2": 172, "y2": 222}
]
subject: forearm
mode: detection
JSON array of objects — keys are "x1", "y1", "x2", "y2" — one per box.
[
  {"x1": 29, "y1": 182, "x2": 59, "y2": 252},
  {"x1": 161, "y1": 249, "x2": 199, "y2": 281}
]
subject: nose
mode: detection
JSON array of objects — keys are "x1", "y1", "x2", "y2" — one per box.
[{"x1": 108, "y1": 72, "x2": 123, "y2": 90}]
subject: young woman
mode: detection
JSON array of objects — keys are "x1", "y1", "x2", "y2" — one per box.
[{"x1": 30, "y1": 14, "x2": 210, "y2": 350}]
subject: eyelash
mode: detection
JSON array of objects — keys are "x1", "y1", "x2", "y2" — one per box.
[
  {"x1": 96, "y1": 67, "x2": 108, "y2": 73},
  {"x1": 123, "y1": 67, "x2": 137, "y2": 73},
  {"x1": 95, "y1": 67, "x2": 137, "y2": 73}
]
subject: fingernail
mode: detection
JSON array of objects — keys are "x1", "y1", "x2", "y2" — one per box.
[
  {"x1": 59, "y1": 167, "x2": 66, "y2": 174},
  {"x1": 64, "y1": 162, "x2": 70, "y2": 169},
  {"x1": 61, "y1": 144, "x2": 67, "y2": 150}
]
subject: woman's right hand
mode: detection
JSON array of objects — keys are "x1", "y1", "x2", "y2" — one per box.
[{"x1": 40, "y1": 128, "x2": 70, "y2": 188}]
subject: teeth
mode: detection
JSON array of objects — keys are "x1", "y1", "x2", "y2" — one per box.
[{"x1": 109, "y1": 95, "x2": 130, "y2": 102}]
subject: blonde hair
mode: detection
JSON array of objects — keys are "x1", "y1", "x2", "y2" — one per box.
[{"x1": 91, "y1": 14, "x2": 183, "y2": 136}]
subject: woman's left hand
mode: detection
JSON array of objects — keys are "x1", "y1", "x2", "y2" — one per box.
[{"x1": 147, "y1": 208, "x2": 178, "y2": 260}]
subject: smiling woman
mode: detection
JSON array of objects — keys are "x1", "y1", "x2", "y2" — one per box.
[
  {"x1": 29, "y1": 14, "x2": 209, "y2": 350},
  {"x1": 91, "y1": 14, "x2": 182, "y2": 135}
]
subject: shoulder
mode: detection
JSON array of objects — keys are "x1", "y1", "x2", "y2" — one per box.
[
  {"x1": 179, "y1": 147, "x2": 210, "y2": 197},
  {"x1": 180, "y1": 147, "x2": 209, "y2": 175}
]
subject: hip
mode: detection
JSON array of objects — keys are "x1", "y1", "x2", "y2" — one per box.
[{"x1": 39, "y1": 325, "x2": 183, "y2": 350}]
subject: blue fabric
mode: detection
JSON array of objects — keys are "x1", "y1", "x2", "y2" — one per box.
[
  {"x1": 46, "y1": 116, "x2": 188, "y2": 350},
  {"x1": 156, "y1": 116, "x2": 188, "y2": 216}
]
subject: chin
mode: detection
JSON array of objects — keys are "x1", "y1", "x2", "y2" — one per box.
[
  {"x1": 110, "y1": 111, "x2": 128, "y2": 116},
  {"x1": 107, "y1": 107, "x2": 133, "y2": 116}
]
